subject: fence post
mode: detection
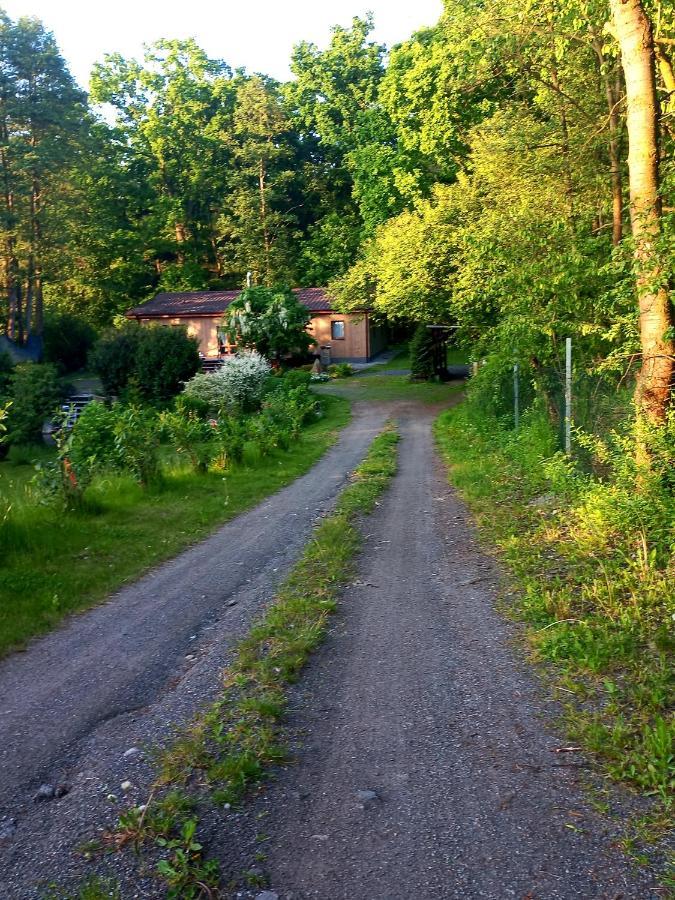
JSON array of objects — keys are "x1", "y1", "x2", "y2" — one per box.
[
  {"x1": 564, "y1": 337, "x2": 572, "y2": 455},
  {"x1": 513, "y1": 363, "x2": 519, "y2": 430}
]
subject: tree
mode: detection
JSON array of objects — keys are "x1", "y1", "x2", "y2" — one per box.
[
  {"x1": 90, "y1": 40, "x2": 236, "y2": 288},
  {"x1": 222, "y1": 286, "x2": 312, "y2": 360},
  {"x1": 0, "y1": 12, "x2": 87, "y2": 342},
  {"x1": 218, "y1": 78, "x2": 298, "y2": 285},
  {"x1": 610, "y1": 0, "x2": 674, "y2": 423}
]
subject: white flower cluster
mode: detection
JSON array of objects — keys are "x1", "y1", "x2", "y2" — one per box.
[{"x1": 183, "y1": 351, "x2": 271, "y2": 412}]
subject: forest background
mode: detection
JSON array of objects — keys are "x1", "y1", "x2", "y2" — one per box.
[{"x1": 0, "y1": 0, "x2": 674, "y2": 419}]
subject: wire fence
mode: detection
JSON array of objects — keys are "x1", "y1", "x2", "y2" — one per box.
[{"x1": 482, "y1": 340, "x2": 641, "y2": 455}]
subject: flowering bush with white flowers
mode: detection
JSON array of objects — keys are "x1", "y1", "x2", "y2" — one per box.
[{"x1": 182, "y1": 351, "x2": 271, "y2": 413}]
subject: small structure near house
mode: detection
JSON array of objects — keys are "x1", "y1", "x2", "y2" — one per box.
[{"x1": 125, "y1": 287, "x2": 386, "y2": 364}]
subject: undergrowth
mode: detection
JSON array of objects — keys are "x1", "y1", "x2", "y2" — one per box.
[
  {"x1": 434, "y1": 404, "x2": 674, "y2": 815},
  {"x1": 81, "y1": 424, "x2": 399, "y2": 898}
]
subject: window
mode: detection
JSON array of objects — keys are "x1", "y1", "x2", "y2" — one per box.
[{"x1": 331, "y1": 320, "x2": 345, "y2": 340}]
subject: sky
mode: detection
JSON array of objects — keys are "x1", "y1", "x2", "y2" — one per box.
[{"x1": 1, "y1": 0, "x2": 444, "y2": 88}]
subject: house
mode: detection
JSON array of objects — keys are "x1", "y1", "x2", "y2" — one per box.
[{"x1": 125, "y1": 287, "x2": 387, "y2": 363}]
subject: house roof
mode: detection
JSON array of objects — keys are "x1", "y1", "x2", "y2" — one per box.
[{"x1": 126, "y1": 287, "x2": 337, "y2": 319}]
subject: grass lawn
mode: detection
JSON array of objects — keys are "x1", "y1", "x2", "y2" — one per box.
[
  {"x1": 0, "y1": 396, "x2": 350, "y2": 658},
  {"x1": 315, "y1": 371, "x2": 465, "y2": 404}
]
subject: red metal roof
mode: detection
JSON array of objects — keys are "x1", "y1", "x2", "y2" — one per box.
[{"x1": 126, "y1": 287, "x2": 336, "y2": 318}]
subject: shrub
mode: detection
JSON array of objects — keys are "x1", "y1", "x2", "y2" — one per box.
[
  {"x1": 90, "y1": 324, "x2": 200, "y2": 402},
  {"x1": 222, "y1": 285, "x2": 313, "y2": 359},
  {"x1": 263, "y1": 386, "x2": 319, "y2": 438},
  {"x1": 133, "y1": 326, "x2": 201, "y2": 402},
  {"x1": 281, "y1": 368, "x2": 312, "y2": 390},
  {"x1": 328, "y1": 362, "x2": 354, "y2": 379},
  {"x1": 6, "y1": 363, "x2": 62, "y2": 445},
  {"x1": 113, "y1": 405, "x2": 161, "y2": 487},
  {"x1": 90, "y1": 323, "x2": 143, "y2": 396},
  {"x1": 212, "y1": 415, "x2": 248, "y2": 468},
  {"x1": 0, "y1": 350, "x2": 14, "y2": 395},
  {"x1": 182, "y1": 351, "x2": 271, "y2": 414},
  {"x1": 68, "y1": 401, "x2": 120, "y2": 474},
  {"x1": 409, "y1": 324, "x2": 435, "y2": 381},
  {"x1": 42, "y1": 311, "x2": 97, "y2": 374},
  {"x1": 161, "y1": 407, "x2": 215, "y2": 473}
]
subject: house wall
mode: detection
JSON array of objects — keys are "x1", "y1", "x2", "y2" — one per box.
[
  {"x1": 139, "y1": 316, "x2": 221, "y2": 357},
  {"x1": 307, "y1": 313, "x2": 369, "y2": 362},
  {"x1": 138, "y1": 310, "x2": 383, "y2": 362}
]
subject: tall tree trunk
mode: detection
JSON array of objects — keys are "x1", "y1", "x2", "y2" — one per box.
[
  {"x1": 610, "y1": 0, "x2": 674, "y2": 423},
  {"x1": 258, "y1": 158, "x2": 271, "y2": 284},
  {"x1": 0, "y1": 126, "x2": 21, "y2": 341},
  {"x1": 606, "y1": 66, "x2": 624, "y2": 244}
]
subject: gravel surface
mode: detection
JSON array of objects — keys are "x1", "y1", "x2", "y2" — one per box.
[
  {"x1": 0, "y1": 404, "x2": 388, "y2": 898},
  {"x1": 0, "y1": 398, "x2": 662, "y2": 899},
  {"x1": 217, "y1": 407, "x2": 660, "y2": 900}
]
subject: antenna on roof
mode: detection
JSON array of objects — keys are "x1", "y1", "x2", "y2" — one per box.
[{"x1": 246, "y1": 270, "x2": 252, "y2": 288}]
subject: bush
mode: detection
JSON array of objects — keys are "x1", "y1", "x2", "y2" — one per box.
[
  {"x1": 6, "y1": 363, "x2": 62, "y2": 445},
  {"x1": 281, "y1": 368, "x2": 312, "y2": 390},
  {"x1": 68, "y1": 401, "x2": 120, "y2": 474},
  {"x1": 0, "y1": 350, "x2": 14, "y2": 395},
  {"x1": 182, "y1": 351, "x2": 271, "y2": 414},
  {"x1": 42, "y1": 311, "x2": 97, "y2": 374},
  {"x1": 409, "y1": 324, "x2": 435, "y2": 381},
  {"x1": 113, "y1": 405, "x2": 161, "y2": 487},
  {"x1": 161, "y1": 406, "x2": 216, "y2": 473},
  {"x1": 90, "y1": 323, "x2": 143, "y2": 396},
  {"x1": 212, "y1": 415, "x2": 248, "y2": 468},
  {"x1": 328, "y1": 362, "x2": 354, "y2": 379},
  {"x1": 133, "y1": 326, "x2": 201, "y2": 402},
  {"x1": 90, "y1": 324, "x2": 200, "y2": 402}
]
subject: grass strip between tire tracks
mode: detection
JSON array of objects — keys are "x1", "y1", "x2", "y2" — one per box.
[{"x1": 60, "y1": 422, "x2": 399, "y2": 900}]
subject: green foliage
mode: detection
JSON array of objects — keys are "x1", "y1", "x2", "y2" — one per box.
[
  {"x1": 182, "y1": 351, "x2": 271, "y2": 414},
  {"x1": 327, "y1": 362, "x2": 354, "y2": 379},
  {"x1": 5, "y1": 363, "x2": 62, "y2": 445},
  {"x1": 435, "y1": 402, "x2": 675, "y2": 802},
  {"x1": 42, "y1": 312, "x2": 97, "y2": 374},
  {"x1": 223, "y1": 286, "x2": 312, "y2": 360},
  {"x1": 132, "y1": 326, "x2": 201, "y2": 402},
  {"x1": 90, "y1": 324, "x2": 200, "y2": 401},
  {"x1": 161, "y1": 405, "x2": 215, "y2": 473},
  {"x1": 113, "y1": 406, "x2": 161, "y2": 487},
  {"x1": 89, "y1": 324, "x2": 143, "y2": 396},
  {"x1": 0, "y1": 351, "x2": 14, "y2": 394},
  {"x1": 409, "y1": 325, "x2": 435, "y2": 381}
]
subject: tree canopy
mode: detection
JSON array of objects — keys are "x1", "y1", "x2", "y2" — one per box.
[{"x1": 0, "y1": 1, "x2": 672, "y2": 420}]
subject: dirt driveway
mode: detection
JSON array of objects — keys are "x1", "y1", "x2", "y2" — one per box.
[
  {"x1": 0, "y1": 395, "x2": 659, "y2": 898},
  {"x1": 217, "y1": 406, "x2": 658, "y2": 899}
]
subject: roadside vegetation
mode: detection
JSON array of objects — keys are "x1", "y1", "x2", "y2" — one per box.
[
  {"x1": 0, "y1": 362, "x2": 349, "y2": 657},
  {"x1": 435, "y1": 394, "x2": 674, "y2": 818},
  {"x1": 61, "y1": 425, "x2": 399, "y2": 899}
]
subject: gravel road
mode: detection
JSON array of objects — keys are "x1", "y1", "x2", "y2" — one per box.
[
  {"x1": 0, "y1": 397, "x2": 661, "y2": 898},
  {"x1": 0, "y1": 404, "x2": 389, "y2": 897},
  {"x1": 219, "y1": 406, "x2": 660, "y2": 900}
]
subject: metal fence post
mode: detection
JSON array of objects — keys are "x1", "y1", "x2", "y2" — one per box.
[
  {"x1": 564, "y1": 337, "x2": 572, "y2": 455},
  {"x1": 513, "y1": 363, "x2": 519, "y2": 430}
]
